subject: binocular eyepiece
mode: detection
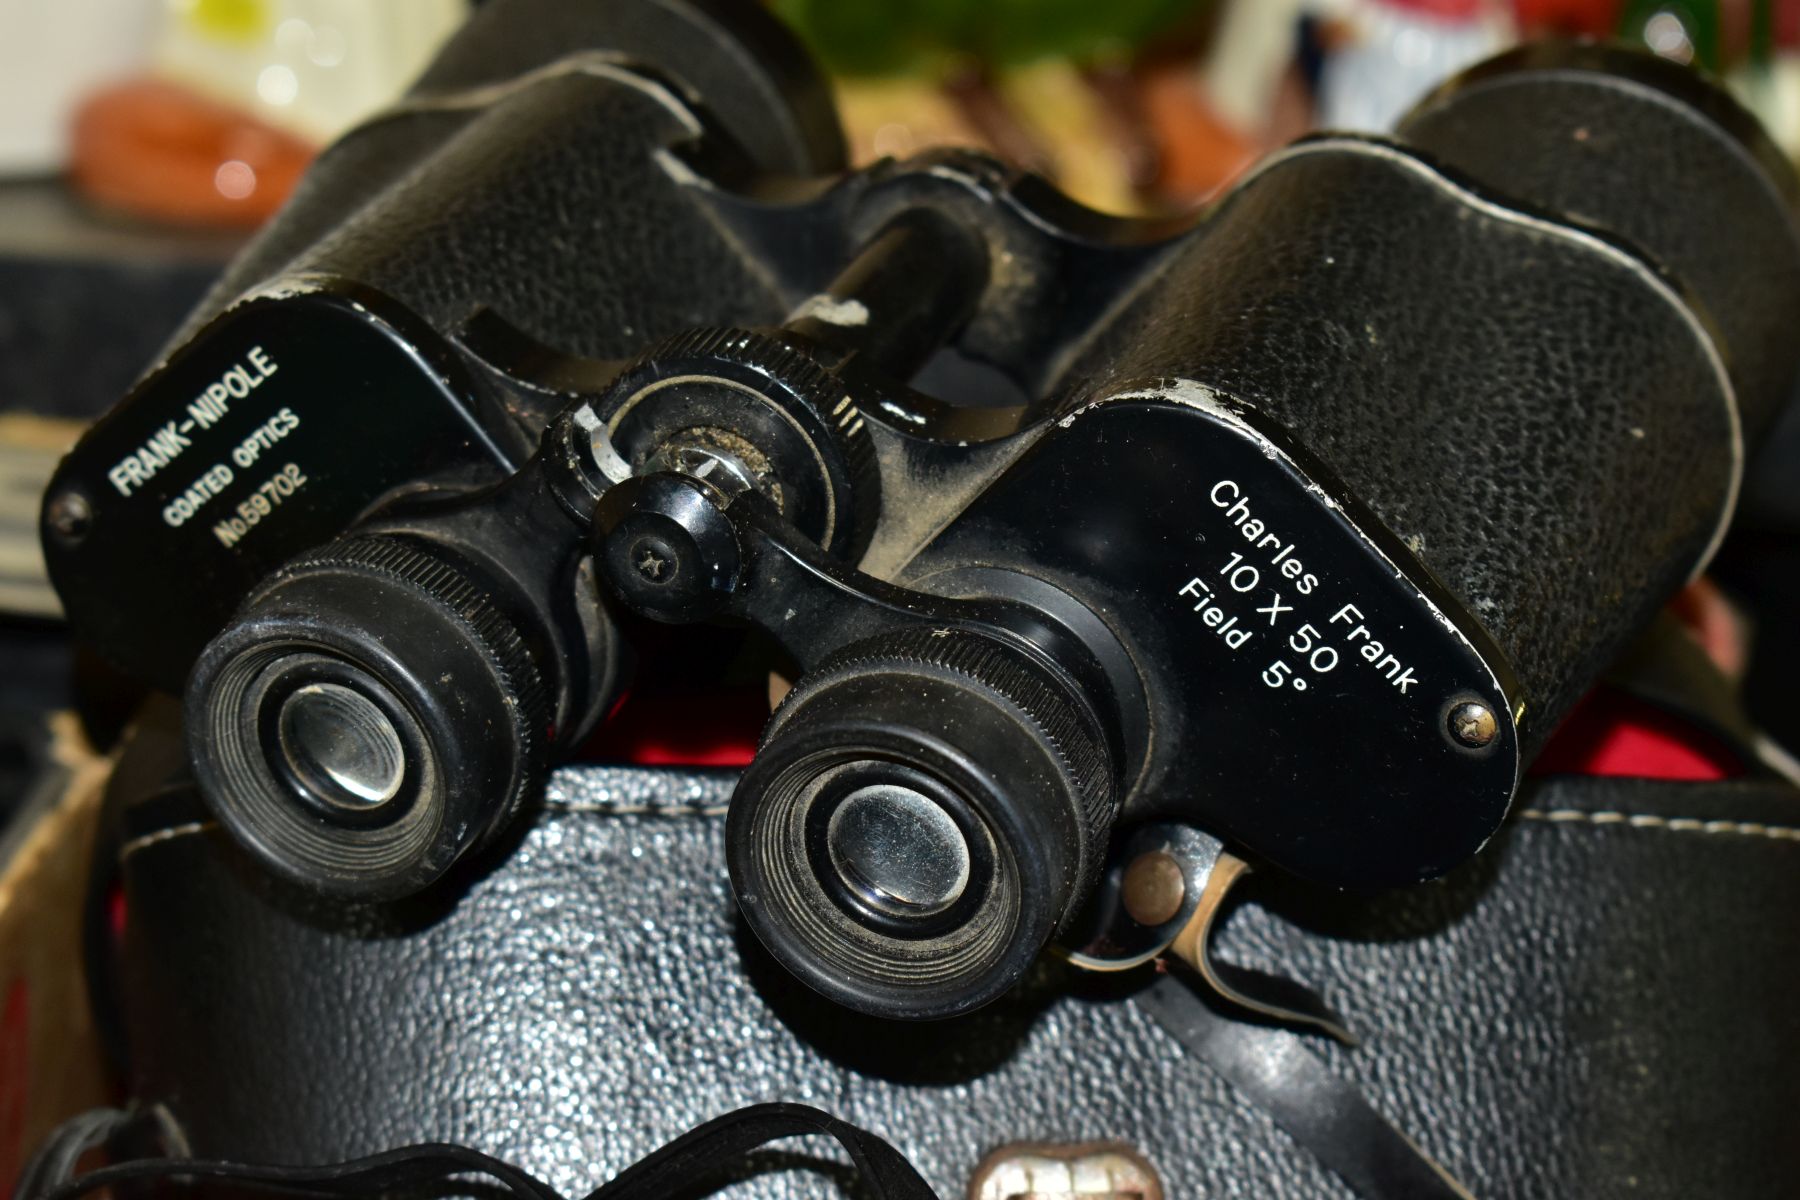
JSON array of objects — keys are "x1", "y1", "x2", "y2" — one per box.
[
  {"x1": 730, "y1": 625, "x2": 1117, "y2": 1019},
  {"x1": 185, "y1": 533, "x2": 556, "y2": 899},
  {"x1": 43, "y1": 6, "x2": 1800, "y2": 1022}
]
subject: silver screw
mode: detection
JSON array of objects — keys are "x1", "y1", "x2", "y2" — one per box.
[
  {"x1": 46, "y1": 490, "x2": 92, "y2": 541},
  {"x1": 1448, "y1": 701, "x2": 1498, "y2": 748}
]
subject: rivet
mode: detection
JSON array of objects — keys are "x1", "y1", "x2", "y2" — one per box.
[
  {"x1": 1120, "y1": 851, "x2": 1185, "y2": 927},
  {"x1": 1448, "y1": 700, "x2": 1498, "y2": 749}
]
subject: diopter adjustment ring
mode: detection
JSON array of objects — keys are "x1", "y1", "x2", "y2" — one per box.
[
  {"x1": 596, "y1": 327, "x2": 880, "y2": 560},
  {"x1": 808, "y1": 626, "x2": 1117, "y2": 877},
  {"x1": 727, "y1": 625, "x2": 1118, "y2": 1020},
  {"x1": 185, "y1": 534, "x2": 550, "y2": 900},
  {"x1": 277, "y1": 535, "x2": 552, "y2": 768}
]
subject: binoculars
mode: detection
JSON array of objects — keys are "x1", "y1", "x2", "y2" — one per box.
[{"x1": 41, "y1": 0, "x2": 1800, "y2": 1020}]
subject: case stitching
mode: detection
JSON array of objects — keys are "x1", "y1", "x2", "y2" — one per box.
[
  {"x1": 1516, "y1": 807, "x2": 1800, "y2": 842},
  {"x1": 541, "y1": 801, "x2": 730, "y2": 817},
  {"x1": 120, "y1": 804, "x2": 1800, "y2": 862},
  {"x1": 115, "y1": 803, "x2": 731, "y2": 862}
]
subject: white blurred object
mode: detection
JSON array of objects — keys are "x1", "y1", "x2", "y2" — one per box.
[
  {"x1": 154, "y1": 0, "x2": 468, "y2": 144},
  {"x1": 1315, "y1": 0, "x2": 1515, "y2": 133},
  {"x1": 0, "y1": 0, "x2": 159, "y2": 174},
  {"x1": 1202, "y1": 0, "x2": 1312, "y2": 137},
  {"x1": 1730, "y1": 57, "x2": 1800, "y2": 161}
]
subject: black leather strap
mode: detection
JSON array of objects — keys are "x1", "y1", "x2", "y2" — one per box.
[
  {"x1": 24, "y1": 1103, "x2": 939, "y2": 1200},
  {"x1": 1136, "y1": 976, "x2": 1474, "y2": 1200},
  {"x1": 36, "y1": 1140, "x2": 561, "y2": 1200},
  {"x1": 591, "y1": 1103, "x2": 938, "y2": 1200},
  {"x1": 12, "y1": 1107, "x2": 169, "y2": 1200}
]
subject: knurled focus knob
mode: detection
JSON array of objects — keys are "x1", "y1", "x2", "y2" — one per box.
[
  {"x1": 185, "y1": 535, "x2": 549, "y2": 900},
  {"x1": 595, "y1": 327, "x2": 880, "y2": 560},
  {"x1": 727, "y1": 626, "x2": 1117, "y2": 1020}
]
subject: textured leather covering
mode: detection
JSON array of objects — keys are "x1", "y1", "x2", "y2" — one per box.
[
  {"x1": 230, "y1": 72, "x2": 788, "y2": 364},
  {"x1": 411, "y1": 0, "x2": 846, "y2": 180},
  {"x1": 113, "y1": 756, "x2": 1800, "y2": 1198},
  {"x1": 167, "y1": 0, "x2": 838, "y2": 357},
  {"x1": 1399, "y1": 49, "x2": 1800, "y2": 444},
  {"x1": 1064, "y1": 140, "x2": 1737, "y2": 750},
  {"x1": 165, "y1": 57, "x2": 796, "y2": 372}
]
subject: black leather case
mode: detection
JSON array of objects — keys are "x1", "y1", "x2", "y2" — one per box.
[{"x1": 104, "y1": 717, "x2": 1800, "y2": 1199}]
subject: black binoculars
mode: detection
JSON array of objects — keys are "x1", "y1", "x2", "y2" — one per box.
[{"x1": 40, "y1": 0, "x2": 1800, "y2": 1019}]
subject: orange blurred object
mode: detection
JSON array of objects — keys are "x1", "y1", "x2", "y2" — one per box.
[
  {"x1": 69, "y1": 80, "x2": 315, "y2": 229},
  {"x1": 1139, "y1": 53, "x2": 1320, "y2": 208},
  {"x1": 1510, "y1": 0, "x2": 1623, "y2": 36},
  {"x1": 1140, "y1": 62, "x2": 1258, "y2": 202}
]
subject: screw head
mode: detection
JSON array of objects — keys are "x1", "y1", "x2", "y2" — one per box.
[
  {"x1": 1447, "y1": 700, "x2": 1498, "y2": 749},
  {"x1": 45, "y1": 490, "x2": 93, "y2": 542},
  {"x1": 1121, "y1": 850, "x2": 1186, "y2": 926},
  {"x1": 594, "y1": 473, "x2": 741, "y2": 621},
  {"x1": 630, "y1": 537, "x2": 675, "y2": 584}
]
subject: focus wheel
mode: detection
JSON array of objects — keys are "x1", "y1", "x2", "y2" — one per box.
[{"x1": 596, "y1": 327, "x2": 880, "y2": 559}]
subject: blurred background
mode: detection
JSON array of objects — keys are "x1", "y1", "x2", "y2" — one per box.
[{"x1": 1, "y1": 0, "x2": 1799, "y2": 878}]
